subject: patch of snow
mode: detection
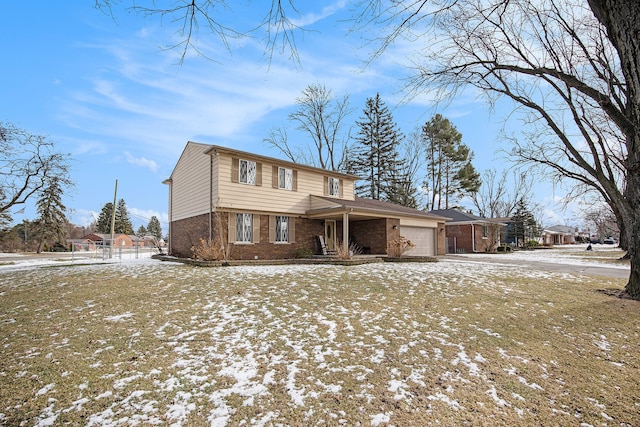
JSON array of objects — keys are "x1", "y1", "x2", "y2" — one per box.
[
  {"x1": 427, "y1": 392, "x2": 464, "y2": 410},
  {"x1": 35, "y1": 383, "x2": 55, "y2": 396},
  {"x1": 104, "y1": 312, "x2": 133, "y2": 322},
  {"x1": 371, "y1": 412, "x2": 391, "y2": 426}
]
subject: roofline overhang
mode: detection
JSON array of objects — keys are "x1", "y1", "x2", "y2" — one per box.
[
  {"x1": 446, "y1": 220, "x2": 507, "y2": 226},
  {"x1": 307, "y1": 202, "x2": 449, "y2": 221},
  {"x1": 205, "y1": 144, "x2": 359, "y2": 180}
]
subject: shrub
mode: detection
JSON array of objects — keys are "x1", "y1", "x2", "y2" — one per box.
[
  {"x1": 192, "y1": 238, "x2": 223, "y2": 261},
  {"x1": 295, "y1": 248, "x2": 314, "y2": 258},
  {"x1": 387, "y1": 236, "x2": 416, "y2": 258},
  {"x1": 335, "y1": 241, "x2": 361, "y2": 260}
]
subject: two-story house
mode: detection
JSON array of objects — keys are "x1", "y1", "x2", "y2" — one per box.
[{"x1": 163, "y1": 142, "x2": 447, "y2": 260}]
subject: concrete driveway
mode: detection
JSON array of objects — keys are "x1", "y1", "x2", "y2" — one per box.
[{"x1": 444, "y1": 254, "x2": 630, "y2": 280}]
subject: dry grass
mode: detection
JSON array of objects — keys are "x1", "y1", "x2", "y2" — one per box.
[{"x1": 0, "y1": 260, "x2": 639, "y2": 426}]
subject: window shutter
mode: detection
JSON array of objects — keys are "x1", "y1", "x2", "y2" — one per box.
[
  {"x1": 324, "y1": 176, "x2": 328, "y2": 196},
  {"x1": 292, "y1": 170, "x2": 298, "y2": 191},
  {"x1": 339, "y1": 179, "x2": 344, "y2": 198},
  {"x1": 228, "y1": 213, "x2": 236, "y2": 242},
  {"x1": 272, "y1": 166, "x2": 278, "y2": 188},
  {"x1": 253, "y1": 214, "x2": 260, "y2": 243},
  {"x1": 268, "y1": 216, "x2": 276, "y2": 243},
  {"x1": 289, "y1": 217, "x2": 296, "y2": 243},
  {"x1": 256, "y1": 163, "x2": 262, "y2": 186},
  {"x1": 231, "y1": 158, "x2": 239, "y2": 183}
]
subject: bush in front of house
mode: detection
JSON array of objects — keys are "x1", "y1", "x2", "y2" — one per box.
[{"x1": 387, "y1": 236, "x2": 416, "y2": 258}]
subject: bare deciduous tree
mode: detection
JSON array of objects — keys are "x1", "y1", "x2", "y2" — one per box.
[
  {"x1": 472, "y1": 169, "x2": 533, "y2": 219},
  {"x1": 356, "y1": 0, "x2": 640, "y2": 298},
  {"x1": 95, "y1": 0, "x2": 302, "y2": 65},
  {"x1": 0, "y1": 122, "x2": 72, "y2": 216},
  {"x1": 265, "y1": 84, "x2": 352, "y2": 171}
]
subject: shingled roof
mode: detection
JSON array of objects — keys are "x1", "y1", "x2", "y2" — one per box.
[
  {"x1": 311, "y1": 196, "x2": 449, "y2": 221},
  {"x1": 429, "y1": 209, "x2": 502, "y2": 224}
]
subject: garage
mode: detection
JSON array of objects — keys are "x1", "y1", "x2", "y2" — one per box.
[{"x1": 400, "y1": 226, "x2": 435, "y2": 256}]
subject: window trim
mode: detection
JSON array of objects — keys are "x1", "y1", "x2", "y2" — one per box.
[
  {"x1": 328, "y1": 176, "x2": 340, "y2": 197},
  {"x1": 275, "y1": 215, "x2": 289, "y2": 243},
  {"x1": 278, "y1": 167, "x2": 293, "y2": 190},
  {"x1": 239, "y1": 159, "x2": 257, "y2": 185},
  {"x1": 235, "y1": 213, "x2": 253, "y2": 243}
]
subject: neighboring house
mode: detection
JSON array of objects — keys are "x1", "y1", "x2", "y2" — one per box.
[
  {"x1": 542, "y1": 225, "x2": 576, "y2": 245},
  {"x1": 82, "y1": 233, "x2": 136, "y2": 247},
  {"x1": 430, "y1": 209, "x2": 505, "y2": 254},
  {"x1": 163, "y1": 142, "x2": 448, "y2": 260}
]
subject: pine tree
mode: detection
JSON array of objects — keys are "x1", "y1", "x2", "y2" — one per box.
[
  {"x1": 115, "y1": 199, "x2": 134, "y2": 235},
  {"x1": 96, "y1": 199, "x2": 134, "y2": 235},
  {"x1": 147, "y1": 216, "x2": 162, "y2": 240},
  {"x1": 347, "y1": 93, "x2": 403, "y2": 201},
  {"x1": 96, "y1": 202, "x2": 114, "y2": 233},
  {"x1": 33, "y1": 177, "x2": 68, "y2": 253},
  {"x1": 508, "y1": 199, "x2": 540, "y2": 247},
  {"x1": 422, "y1": 114, "x2": 480, "y2": 210},
  {"x1": 136, "y1": 225, "x2": 147, "y2": 237}
]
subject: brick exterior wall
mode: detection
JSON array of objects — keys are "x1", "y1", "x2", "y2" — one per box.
[
  {"x1": 170, "y1": 212, "x2": 441, "y2": 259},
  {"x1": 169, "y1": 212, "x2": 326, "y2": 260},
  {"x1": 350, "y1": 218, "x2": 395, "y2": 255},
  {"x1": 169, "y1": 213, "x2": 212, "y2": 258},
  {"x1": 446, "y1": 223, "x2": 492, "y2": 253}
]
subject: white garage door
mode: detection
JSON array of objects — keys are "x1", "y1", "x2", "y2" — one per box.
[{"x1": 400, "y1": 226, "x2": 435, "y2": 256}]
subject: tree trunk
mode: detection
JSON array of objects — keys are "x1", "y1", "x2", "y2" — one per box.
[{"x1": 588, "y1": 0, "x2": 640, "y2": 298}]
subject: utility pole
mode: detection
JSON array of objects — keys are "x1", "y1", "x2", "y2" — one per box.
[{"x1": 109, "y1": 179, "x2": 118, "y2": 259}]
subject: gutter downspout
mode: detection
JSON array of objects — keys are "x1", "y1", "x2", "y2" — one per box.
[
  {"x1": 472, "y1": 223, "x2": 476, "y2": 253},
  {"x1": 209, "y1": 154, "x2": 213, "y2": 243}
]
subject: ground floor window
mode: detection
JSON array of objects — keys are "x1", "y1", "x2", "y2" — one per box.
[
  {"x1": 275, "y1": 216, "x2": 289, "y2": 242},
  {"x1": 236, "y1": 213, "x2": 253, "y2": 242}
]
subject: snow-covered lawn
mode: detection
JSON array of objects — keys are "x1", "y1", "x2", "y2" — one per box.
[
  {"x1": 455, "y1": 243, "x2": 629, "y2": 269},
  {"x1": 0, "y1": 253, "x2": 638, "y2": 426}
]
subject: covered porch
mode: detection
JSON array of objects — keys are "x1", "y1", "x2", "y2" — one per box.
[{"x1": 307, "y1": 196, "x2": 447, "y2": 257}]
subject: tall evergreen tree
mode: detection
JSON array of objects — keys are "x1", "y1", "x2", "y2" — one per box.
[
  {"x1": 421, "y1": 114, "x2": 480, "y2": 210},
  {"x1": 508, "y1": 199, "x2": 541, "y2": 247},
  {"x1": 96, "y1": 199, "x2": 134, "y2": 235},
  {"x1": 147, "y1": 216, "x2": 162, "y2": 240},
  {"x1": 33, "y1": 177, "x2": 68, "y2": 253},
  {"x1": 96, "y1": 202, "x2": 114, "y2": 233},
  {"x1": 136, "y1": 225, "x2": 147, "y2": 237},
  {"x1": 115, "y1": 199, "x2": 134, "y2": 235},
  {"x1": 347, "y1": 93, "x2": 403, "y2": 202}
]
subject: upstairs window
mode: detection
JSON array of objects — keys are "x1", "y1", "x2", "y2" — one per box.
[
  {"x1": 279, "y1": 167, "x2": 293, "y2": 190},
  {"x1": 328, "y1": 177, "x2": 340, "y2": 196},
  {"x1": 239, "y1": 159, "x2": 256, "y2": 185}
]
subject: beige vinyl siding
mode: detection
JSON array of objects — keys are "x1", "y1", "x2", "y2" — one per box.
[
  {"x1": 399, "y1": 217, "x2": 441, "y2": 228},
  {"x1": 217, "y1": 154, "x2": 356, "y2": 213},
  {"x1": 170, "y1": 142, "x2": 214, "y2": 221},
  {"x1": 309, "y1": 195, "x2": 343, "y2": 210}
]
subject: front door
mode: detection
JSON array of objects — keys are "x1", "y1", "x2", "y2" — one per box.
[{"x1": 325, "y1": 220, "x2": 336, "y2": 252}]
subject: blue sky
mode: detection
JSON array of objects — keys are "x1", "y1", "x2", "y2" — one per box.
[{"x1": 1, "y1": 1, "x2": 579, "y2": 233}]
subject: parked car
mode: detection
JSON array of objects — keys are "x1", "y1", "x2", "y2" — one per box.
[
  {"x1": 590, "y1": 238, "x2": 601, "y2": 244},
  {"x1": 603, "y1": 237, "x2": 616, "y2": 245}
]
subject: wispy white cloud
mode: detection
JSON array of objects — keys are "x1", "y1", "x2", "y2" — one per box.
[
  {"x1": 291, "y1": 1, "x2": 349, "y2": 27},
  {"x1": 124, "y1": 151, "x2": 158, "y2": 172},
  {"x1": 129, "y1": 207, "x2": 169, "y2": 228}
]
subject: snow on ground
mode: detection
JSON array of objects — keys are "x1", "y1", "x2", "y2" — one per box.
[
  {"x1": 0, "y1": 248, "x2": 158, "y2": 271},
  {"x1": 0, "y1": 247, "x2": 634, "y2": 426},
  {"x1": 453, "y1": 243, "x2": 628, "y2": 269}
]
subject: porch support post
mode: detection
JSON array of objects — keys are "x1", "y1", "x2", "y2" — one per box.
[{"x1": 343, "y1": 211, "x2": 350, "y2": 248}]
